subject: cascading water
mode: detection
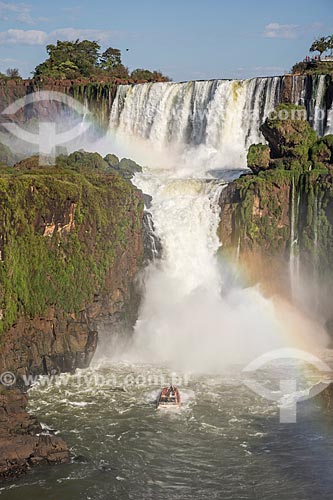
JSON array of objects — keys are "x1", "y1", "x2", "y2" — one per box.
[
  {"x1": 109, "y1": 77, "x2": 286, "y2": 170},
  {"x1": 105, "y1": 77, "x2": 328, "y2": 371},
  {"x1": 310, "y1": 75, "x2": 327, "y2": 136}
]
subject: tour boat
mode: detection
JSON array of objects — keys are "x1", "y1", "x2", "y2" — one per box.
[{"x1": 156, "y1": 386, "x2": 181, "y2": 409}]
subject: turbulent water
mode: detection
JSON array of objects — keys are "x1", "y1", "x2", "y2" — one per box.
[
  {"x1": 2, "y1": 363, "x2": 333, "y2": 500},
  {"x1": 2, "y1": 75, "x2": 333, "y2": 498}
]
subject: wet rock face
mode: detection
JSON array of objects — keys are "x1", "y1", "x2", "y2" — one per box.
[
  {"x1": 0, "y1": 307, "x2": 98, "y2": 381},
  {"x1": 0, "y1": 388, "x2": 70, "y2": 479}
]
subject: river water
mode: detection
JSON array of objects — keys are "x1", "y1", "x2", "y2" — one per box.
[{"x1": 1, "y1": 360, "x2": 333, "y2": 500}]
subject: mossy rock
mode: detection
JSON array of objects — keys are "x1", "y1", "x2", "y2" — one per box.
[
  {"x1": 260, "y1": 104, "x2": 318, "y2": 163},
  {"x1": 107, "y1": 157, "x2": 142, "y2": 180},
  {"x1": 247, "y1": 144, "x2": 270, "y2": 174},
  {"x1": 57, "y1": 151, "x2": 109, "y2": 172},
  {"x1": 310, "y1": 138, "x2": 332, "y2": 164},
  {"x1": 104, "y1": 153, "x2": 119, "y2": 168}
]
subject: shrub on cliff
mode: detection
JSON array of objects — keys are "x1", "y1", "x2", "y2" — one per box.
[
  {"x1": 247, "y1": 144, "x2": 270, "y2": 174},
  {"x1": 310, "y1": 138, "x2": 332, "y2": 164},
  {"x1": 131, "y1": 68, "x2": 171, "y2": 82},
  {"x1": 260, "y1": 104, "x2": 317, "y2": 163},
  {"x1": 105, "y1": 156, "x2": 142, "y2": 180},
  {"x1": 56, "y1": 151, "x2": 142, "y2": 180},
  {"x1": 57, "y1": 151, "x2": 109, "y2": 171}
]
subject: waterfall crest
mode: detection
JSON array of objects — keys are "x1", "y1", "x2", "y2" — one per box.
[{"x1": 108, "y1": 75, "x2": 330, "y2": 172}]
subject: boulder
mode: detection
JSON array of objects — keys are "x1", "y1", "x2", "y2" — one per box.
[
  {"x1": 247, "y1": 144, "x2": 270, "y2": 174},
  {"x1": 0, "y1": 388, "x2": 70, "y2": 479},
  {"x1": 260, "y1": 104, "x2": 317, "y2": 162}
]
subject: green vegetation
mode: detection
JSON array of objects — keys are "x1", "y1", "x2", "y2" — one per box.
[
  {"x1": 56, "y1": 150, "x2": 142, "y2": 180},
  {"x1": 247, "y1": 144, "x2": 270, "y2": 174},
  {"x1": 130, "y1": 69, "x2": 170, "y2": 83},
  {"x1": 227, "y1": 102, "x2": 333, "y2": 287},
  {"x1": 233, "y1": 103, "x2": 333, "y2": 256},
  {"x1": 310, "y1": 36, "x2": 332, "y2": 57},
  {"x1": 33, "y1": 39, "x2": 170, "y2": 82},
  {"x1": 260, "y1": 104, "x2": 317, "y2": 164},
  {"x1": 292, "y1": 34, "x2": 333, "y2": 74},
  {"x1": 0, "y1": 68, "x2": 22, "y2": 81},
  {"x1": 0, "y1": 152, "x2": 143, "y2": 335}
]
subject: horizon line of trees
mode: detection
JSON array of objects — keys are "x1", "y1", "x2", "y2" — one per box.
[
  {"x1": 0, "y1": 39, "x2": 171, "y2": 82},
  {"x1": 34, "y1": 39, "x2": 171, "y2": 82}
]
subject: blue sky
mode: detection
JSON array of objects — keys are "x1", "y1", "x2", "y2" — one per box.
[{"x1": 0, "y1": 0, "x2": 332, "y2": 81}]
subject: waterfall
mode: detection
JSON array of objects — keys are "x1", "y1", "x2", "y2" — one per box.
[
  {"x1": 308, "y1": 75, "x2": 327, "y2": 136},
  {"x1": 108, "y1": 75, "x2": 330, "y2": 172},
  {"x1": 109, "y1": 77, "x2": 287, "y2": 171},
  {"x1": 291, "y1": 75, "x2": 307, "y2": 105},
  {"x1": 326, "y1": 102, "x2": 333, "y2": 135},
  {"x1": 105, "y1": 75, "x2": 331, "y2": 368},
  {"x1": 126, "y1": 167, "x2": 292, "y2": 370}
]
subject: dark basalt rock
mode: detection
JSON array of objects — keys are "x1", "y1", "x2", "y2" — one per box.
[{"x1": 0, "y1": 388, "x2": 70, "y2": 479}]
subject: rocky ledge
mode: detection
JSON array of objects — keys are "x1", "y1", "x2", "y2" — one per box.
[{"x1": 0, "y1": 388, "x2": 69, "y2": 479}]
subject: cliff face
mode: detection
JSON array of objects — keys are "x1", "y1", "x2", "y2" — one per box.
[
  {"x1": 218, "y1": 104, "x2": 333, "y2": 319},
  {"x1": 0, "y1": 159, "x2": 145, "y2": 379},
  {"x1": 219, "y1": 170, "x2": 292, "y2": 295}
]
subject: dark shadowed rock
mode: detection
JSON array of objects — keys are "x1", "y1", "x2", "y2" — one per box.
[{"x1": 0, "y1": 388, "x2": 70, "y2": 479}]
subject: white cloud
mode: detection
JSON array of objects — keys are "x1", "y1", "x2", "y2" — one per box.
[
  {"x1": 262, "y1": 22, "x2": 324, "y2": 40},
  {"x1": 0, "y1": 27, "x2": 118, "y2": 46},
  {"x1": 51, "y1": 28, "x2": 115, "y2": 43},
  {"x1": 0, "y1": 28, "x2": 48, "y2": 45},
  {"x1": 263, "y1": 23, "x2": 299, "y2": 39},
  {"x1": 0, "y1": 1, "x2": 49, "y2": 24}
]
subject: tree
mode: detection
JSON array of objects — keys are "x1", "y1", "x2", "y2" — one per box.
[
  {"x1": 34, "y1": 39, "x2": 101, "y2": 79},
  {"x1": 6, "y1": 68, "x2": 20, "y2": 78},
  {"x1": 99, "y1": 47, "x2": 122, "y2": 71},
  {"x1": 131, "y1": 68, "x2": 170, "y2": 82},
  {"x1": 310, "y1": 36, "x2": 329, "y2": 57}
]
